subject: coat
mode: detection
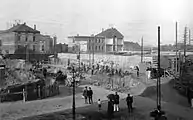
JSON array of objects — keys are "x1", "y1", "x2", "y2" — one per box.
[{"x1": 107, "y1": 100, "x2": 114, "y2": 114}]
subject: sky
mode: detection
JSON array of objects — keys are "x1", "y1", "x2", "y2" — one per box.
[{"x1": 0, "y1": 0, "x2": 192, "y2": 46}]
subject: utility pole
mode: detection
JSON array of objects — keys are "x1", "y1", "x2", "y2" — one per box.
[
  {"x1": 175, "y1": 22, "x2": 178, "y2": 74},
  {"x1": 157, "y1": 26, "x2": 161, "y2": 110},
  {"x1": 92, "y1": 36, "x2": 95, "y2": 68},
  {"x1": 189, "y1": 29, "x2": 191, "y2": 45},
  {"x1": 72, "y1": 66, "x2": 76, "y2": 120},
  {"x1": 54, "y1": 36, "x2": 57, "y2": 64},
  {"x1": 89, "y1": 39, "x2": 91, "y2": 68},
  {"x1": 184, "y1": 27, "x2": 187, "y2": 63},
  {"x1": 78, "y1": 44, "x2": 80, "y2": 77},
  {"x1": 141, "y1": 37, "x2": 143, "y2": 63}
]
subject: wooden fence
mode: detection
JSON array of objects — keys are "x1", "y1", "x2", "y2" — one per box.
[{"x1": 0, "y1": 83, "x2": 59, "y2": 103}]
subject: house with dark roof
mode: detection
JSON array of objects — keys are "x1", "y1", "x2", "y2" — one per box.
[
  {"x1": 96, "y1": 27, "x2": 124, "y2": 52},
  {"x1": 0, "y1": 23, "x2": 53, "y2": 54}
]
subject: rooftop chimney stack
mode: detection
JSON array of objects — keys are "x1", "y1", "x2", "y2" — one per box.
[
  {"x1": 24, "y1": 22, "x2": 26, "y2": 25},
  {"x1": 34, "y1": 25, "x2": 36, "y2": 30},
  {"x1": 102, "y1": 28, "x2": 104, "y2": 32}
]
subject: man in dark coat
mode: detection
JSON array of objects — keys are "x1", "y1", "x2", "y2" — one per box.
[
  {"x1": 126, "y1": 94, "x2": 133, "y2": 113},
  {"x1": 107, "y1": 98, "x2": 114, "y2": 120},
  {"x1": 87, "y1": 87, "x2": 93, "y2": 104},
  {"x1": 83, "y1": 86, "x2": 88, "y2": 104}
]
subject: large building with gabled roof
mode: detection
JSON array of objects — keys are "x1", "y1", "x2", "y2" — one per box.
[
  {"x1": 96, "y1": 27, "x2": 124, "y2": 52},
  {"x1": 0, "y1": 23, "x2": 53, "y2": 54}
]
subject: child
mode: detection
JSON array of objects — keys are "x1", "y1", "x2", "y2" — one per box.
[{"x1": 98, "y1": 99, "x2": 101, "y2": 111}]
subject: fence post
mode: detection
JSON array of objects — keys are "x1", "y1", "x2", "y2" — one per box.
[
  {"x1": 38, "y1": 85, "x2": 41, "y2": 99},
  {"x1": 23, "y1": 88, "x2": 25, "y2": 102}
]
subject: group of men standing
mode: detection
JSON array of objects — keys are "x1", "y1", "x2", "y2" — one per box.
[
  {"x1": 107, "y1": 92, "x2": 134, "y2": 119},
  {"x1": 83, "y1": 86, "x2": 93, "y2": 104}
]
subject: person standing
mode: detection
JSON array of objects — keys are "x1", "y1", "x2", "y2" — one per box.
[
  {"x1": 107, "y1": 98, "x2": 114, "y2": 120},
  {"x1": 88, "y1": 87, "x2": 93, "y2": 104},
  {"x1": 98, "y1": 99, "x2": 102, "y2": 111},
  {"x1": 126, "y1": 94, "x2": 133, "y2": 113},
  {"x1": 136, "y1": 66, "x2": 139, "y2": 77},
  {"x1": 114, "y1": 92, "x2": 120, "y2": 112},
  {"x1": 83, "y1": 86, "x2": 88, "y2": 104}
]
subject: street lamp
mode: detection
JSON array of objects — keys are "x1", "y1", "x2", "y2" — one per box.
[{"x1": 71, "y1": 65, "x2": 76, "y2": 120}]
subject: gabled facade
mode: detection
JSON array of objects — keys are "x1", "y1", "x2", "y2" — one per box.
[
  {"x1": 96, "y1": 27, "x2": 124, "y2": 52},
  {"x1": 0, "y1": 23, "x2": 53, "y2": 54}
]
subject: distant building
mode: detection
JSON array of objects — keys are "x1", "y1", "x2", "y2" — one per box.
[
  {"x1": 67, "y1": 35, "x2": 105, "y2": 53},
  {"x1": 0, "y1": 23, "x2": 53, "y2": 54},
  {"x1": 123, "y1": 41, "x2": 140, "y2": 51},
  {"x1": 55, "y1": 43, "x2": 68, "y2": 53},
  {"x1": 96, "y1": 27, "x2": 124, "y2": 52}
]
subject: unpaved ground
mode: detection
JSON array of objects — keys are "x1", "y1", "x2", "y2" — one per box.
[{"x1": 0, "y1": 85, "x2": 128, "y2": 120}]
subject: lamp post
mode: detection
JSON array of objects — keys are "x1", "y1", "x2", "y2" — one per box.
[{"x1": 72, "y1": 66, "x2": 76, "y2": 120}]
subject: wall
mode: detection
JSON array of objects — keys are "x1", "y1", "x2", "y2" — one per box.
[
  {"x1": 106, "y1": 38, "x2": 113, "y2": 45},
  {"x1": 87, "y1": 37, "x2": 105, "y2": 53},
  {"x1": 117, "y1": 38, "x2": 123, "y2": 45},
  {"x1": 0, "y1": 32, "x2": 16, "y2": 54},
  {"x1": 106, "y1": 45, "x2": 113, "y2": 52}
]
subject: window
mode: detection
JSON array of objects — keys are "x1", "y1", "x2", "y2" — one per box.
[
  {"x1": 99, "y1": 46, "x2": 100, "y2": 50},
  {"x1": 0, "y1": 40, "x2": 2, "y2": 46},
  {"x1": 33, "y1": 45, "x2": 35, "y2": 51},
  {"x1": 88, "y1": 46, "x2": 90, "y2": 50},
  {"x1": 102, "y1": 46, "x2": 103, "y2": 50},
  {"x1": 95, "y1": 46, "x2": 97, "y2": 50},
  {"x1": 33, "y1": 35, "x2": 35, "y2": 42},
  {"x1": 95, "y1": 39, "x2": 97, "y2": 43},
  {"x1": 99, "y1": 39, "x2": 100, "y2": 43},
  {"x1": 42, "y1": 45, "x2": 44, "y2": 51},
  {"x1": 17, "y1": 34, "x2": 21, "y2": 41},
  {"x1": 26, "y1": 36, "x2": 28, "y2": 41}
]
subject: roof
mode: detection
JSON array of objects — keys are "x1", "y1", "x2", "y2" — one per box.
[
  {"x1": 96, "y1": 28, "x2": 124, "y2": 39},
  {"x1": 68, "y1": 36, "x2": 105, "y2": 39},
  {"x1": 0, "y1": 23, "x2": 40, "y2": 34}
]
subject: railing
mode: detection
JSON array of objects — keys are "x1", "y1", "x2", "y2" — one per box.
[{"x1": 0, "y1": 83, "x2": 59, "y2": 103}]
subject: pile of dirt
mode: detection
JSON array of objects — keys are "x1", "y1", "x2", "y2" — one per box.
[
  {"x1": 140, "y1": 79, "x2": 189, "y2": 107},
  {"x1": 0, "y1": 59, "x2": 37, "y2": 89}
]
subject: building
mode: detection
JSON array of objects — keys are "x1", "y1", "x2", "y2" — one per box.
[
  {"x1": 67, "y1": 35, "x2": 105, "y2": 53},
  {"x1": 0, "y1": 23, "x2": 53, "y2": 54},
  {"x1": 123, "y1": 41, "x2": 140, "y2": 51},
  {"x1": 55, "y1": 43, "x2": 68, "y2": 53},
  {"x1": 96, "y1": 27, "x2": 124, "y2": 52}
]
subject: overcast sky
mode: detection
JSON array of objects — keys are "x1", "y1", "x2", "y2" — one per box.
[{"x1": 0, "y1": 0, "x2": 192, "y2": 46}]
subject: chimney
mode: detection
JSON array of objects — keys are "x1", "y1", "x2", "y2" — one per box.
[
  {"x1": 102, "y1": 28, "x2": 104, "y2": 32},
  {"x1": 34, "y1": 25, "x2": 36, "y2": 30},
  {"x1": 77, "y1": 34, "x2": 79, "y2": 36}
]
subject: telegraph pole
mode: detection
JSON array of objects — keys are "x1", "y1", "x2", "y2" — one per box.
[
  {"x1": 141, "y1": 37, "x2": 143, "y2": 63},
  {"x1": 189, "y1": 29, "x2": 191, "y2": 45},
  {"x1": 157, "y1": 26, "x2": 161, "y2": 110},
  {"x1": 184, "y1": 27, "x2": 187, "y2": 63},
  {"x1": 92, "y1": 36, "x2": 95, "y2": 68},
  {"x1": 175, "y1": 22, "x2": 178, "y2": 74}
]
